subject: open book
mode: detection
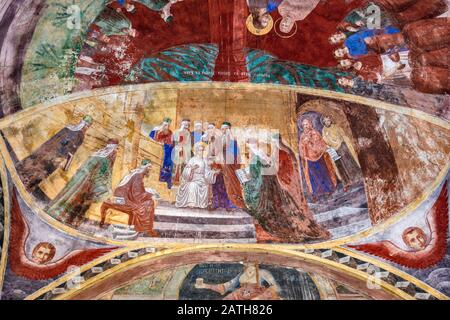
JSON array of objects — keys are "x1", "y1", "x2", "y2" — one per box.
[
  {"x1": 326, "y1": 148, "x2": 341, "y2": 162},
  {"x1": 235, "y1": 167, "x2": 251, "y2": 185}
]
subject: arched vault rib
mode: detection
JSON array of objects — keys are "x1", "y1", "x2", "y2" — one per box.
[{"x1": 25, "y1": 245, "x2": 449, "y2": 300}]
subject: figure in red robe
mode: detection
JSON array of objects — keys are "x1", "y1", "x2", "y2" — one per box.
[{"x1": 109, "y1": 160, "x2": 158, "y2": 236}]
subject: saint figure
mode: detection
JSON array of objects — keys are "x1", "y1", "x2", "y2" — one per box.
[
  {"x1": 110, "y1": 160, "x2": 158, "y2": 236},
  {"x1": 321, "y1": 115, "x2": 362, "y2": 191},
  {"x1": 149, "y1": 118, "x2": 174, "y2": 189},
  {"x1": 175, "y1": 142, "x2": 219, "y2": 209},
  {"x1": 299, "y1": 119, "x2": 337, "y2": 201},
  {"x1": 16, "y1": 115, "x2": 93, "y2": 192},
  {"x1": 47, "y1": 139, "x2": 119, "y2": 228},
  {"x1": 195, "y1": 262, "x2": 281, "y2": 300}
]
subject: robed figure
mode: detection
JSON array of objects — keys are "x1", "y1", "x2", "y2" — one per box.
[
  {"x1": 172, "y1": 119, "x2": 192, "y2": 186},
  {"x1": 299, "y1": 119, "x2": 337, "y2": 201},
  {"x1": 175, "y1": 142, "x2": 219, "y2": 209},
  {"x1": 213, "y1": 122, "x2": 246, "y2": 209},
  {"x1": 321, "y1": 116, "x2": 362, "y2": 191},
  {"x1": 195, "y1": 262, "x2": 281, "y2": 300},
  {"x1": 111, "y1": 160, "x2": 158, "y2": 236},
  {"x1": 149, "y1": 118, "x2": 174, "y2": 189},
  {"x1": 274, "y1": 134, "x2": 312, "y2": 216},
  {"x1": 47, "y1": 139, "x2": 119, "y2": 228},
  {"x1": 16, "y1": 116, "x2": 93, "y2": 192},
  {"x1": 93, "y1": 5, "x2": 135, "y2": 39},
  {"x1": 243, "y1": 138, "x2": 330, "y2": 242}
]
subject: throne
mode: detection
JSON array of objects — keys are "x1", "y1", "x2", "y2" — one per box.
[{"x1": 99, "y1": 199, "x2": 135, "y2": 228}]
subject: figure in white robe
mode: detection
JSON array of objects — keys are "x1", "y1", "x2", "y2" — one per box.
[{"x1": 175, "y1": 142, "x2": 219, "y2": 209}]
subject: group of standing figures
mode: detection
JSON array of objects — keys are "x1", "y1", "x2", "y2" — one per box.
[
  {"x1": 150, "y1": 116, "x2": 362, "y2": 242},
  {"x1": 299, "y1": 116, "x2": 362, "y2": 202},
  {"x1": 333, "y1": 0, "x2": 450, "y2": 94},
  {"x1": 11, "y1": 112, "x2": 364, "y2": 243}
]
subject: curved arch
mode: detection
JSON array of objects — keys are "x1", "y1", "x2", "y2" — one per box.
[
  {"x1": 0, "y1": 83, "x2": 447, "y2": 249},
  {"x1": 54, "y1": 247, "x2": 407, "y2": 300}
]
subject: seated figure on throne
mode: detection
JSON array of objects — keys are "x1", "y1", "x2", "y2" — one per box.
[
  {"x1": 175, "y1": 142, "x2": 220, "y2": 209},
  {"x1": 102, "y1": 160, "x2": 158, "y2": 237}
]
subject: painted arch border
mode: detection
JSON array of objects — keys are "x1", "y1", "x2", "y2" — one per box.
[
  {"x1": 26, "y1": 244, "x2": 450, "y2": 300},
  {"x1": 0, "y1": 82, "x2": 448, "y2": 300},
  {"x1": 0, "y1": 82, "x2": 448, "y2": 249}
]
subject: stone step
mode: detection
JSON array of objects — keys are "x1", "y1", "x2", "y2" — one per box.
[
  {"x1": 155, "y1": 214, "x2": 254, "y2": 225},
  {"x1": 154, "y1": 229, "x2": 256, "y2": 239},
  {"x1": 314, "y1": 207, "x2": 366, "y2": 223},
  {"x1": 319, "y1": 210, "x2": 369, "y2": 230},
  {"x1": 133, "y1": 237, "x2": 257, "y2": 243},
  {"x1": 156, "y1": 205, "x2": 251, "y2": 218},
  {"x1": 152, "y1": 204, "x2": 257, "y2": 240},
  {"x1": 154, "y1": 221, "x2": 255, "y2": 233},
  {"x1": 308, "y1": 190, "x2": 367, "y2": 213},
  {"x1": 327, "y1": 219, "x2": 372, "y2": 239}
]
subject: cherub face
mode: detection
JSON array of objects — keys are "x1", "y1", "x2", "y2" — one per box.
[
  {"x1": 32, "y1": 243, "x2": 55, "y2": 264},
  {"x1": 403, "y1": 228, "x2": 428, "y2": 251},
  {"x1": 353, "y1": 61, "x2": 363, "y2": 70}
]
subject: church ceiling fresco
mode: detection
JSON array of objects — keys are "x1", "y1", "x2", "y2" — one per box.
[{"x1": 0, "y1": 0, "x2": 448, "y2": 302}]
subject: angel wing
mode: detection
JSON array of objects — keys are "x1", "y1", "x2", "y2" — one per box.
[
  {"x1": 9, "y1": 188, "x2": 118, "y2": 280},
  {"x1": 348, "y1": 183, "x2": 448, "y2": 269}
]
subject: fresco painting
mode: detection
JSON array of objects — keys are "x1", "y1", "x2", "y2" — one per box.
[{"x1": 0, "y1": 0, "x2": 448, "y2": 301}]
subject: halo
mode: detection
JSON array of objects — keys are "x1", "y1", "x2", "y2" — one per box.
[
  {"x1": 246, "y1": 14, "x2": 274, "y2": 36},
  {"x1": 274, "y1": 17, "x2": 298, "y2": 39}
]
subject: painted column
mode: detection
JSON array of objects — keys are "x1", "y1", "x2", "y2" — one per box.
[{"x1": 209, "y1": 0, "x2": 250, "y2": 82}]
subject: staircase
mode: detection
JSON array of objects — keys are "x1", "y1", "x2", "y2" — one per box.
[
  {"x1": 152, "y1": 204, "x2": 256, "y2": 242},
  {"x1": 94, "y1": 203, "x2": 257, "y2": 243},
  {"x1": 309, "y1": 184, "x2": 372, "y2": 239}
]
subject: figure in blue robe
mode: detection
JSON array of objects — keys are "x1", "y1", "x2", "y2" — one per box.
[
  {"x1": 344, "y1": 26, "x2": 400, "y2": 56},
  {"x1": 149, "y1": 118, "x2": 174, "y2": 189}
]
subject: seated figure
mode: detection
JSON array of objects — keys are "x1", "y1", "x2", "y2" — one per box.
[
  {"x1": 101, "y1": 160, "x2": 158, "y2": 237},
  {"x1": 175, "y1": 142, "x2": 219, "y2": 209}
]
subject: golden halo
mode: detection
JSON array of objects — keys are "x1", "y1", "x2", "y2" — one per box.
[
  {"x1": 274, "y1": 17, "x2": 298, "y2": 39},
  {"x1": 246, "y1": 14, "x2": 274, "y2": 36}
]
